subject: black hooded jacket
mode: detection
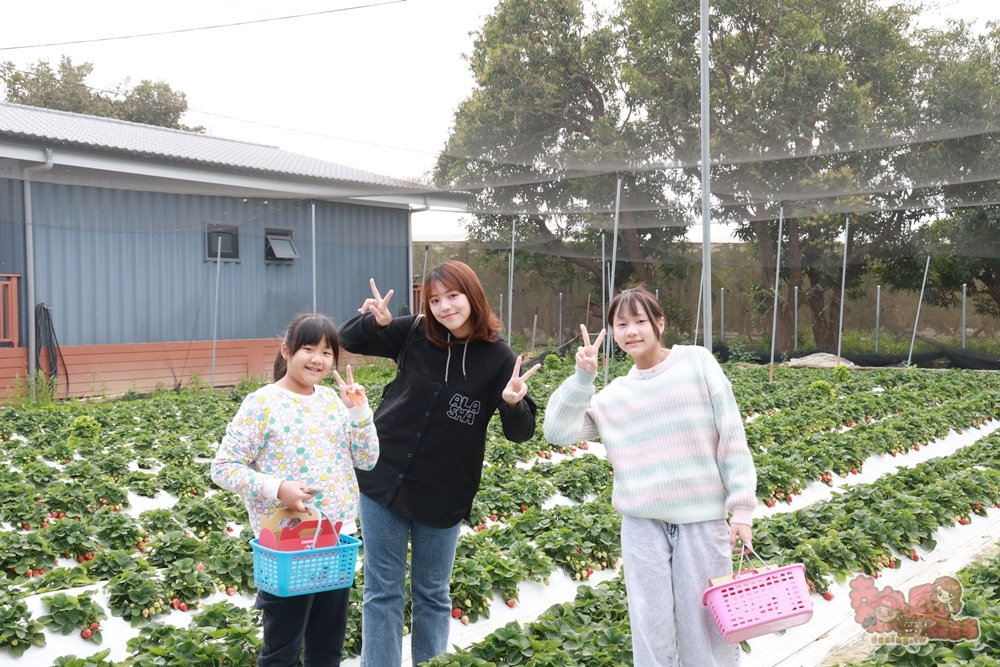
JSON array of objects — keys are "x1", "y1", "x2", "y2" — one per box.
[{"x1": 339, "y1": 312, "x2": 537, "y2": 527}]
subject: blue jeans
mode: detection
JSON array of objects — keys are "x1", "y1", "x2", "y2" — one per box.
[{"x1": 359, "y1": 492, "x2": 461, "y2": 667}]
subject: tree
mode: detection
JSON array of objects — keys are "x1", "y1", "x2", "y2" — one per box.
[
  {"x1": 434, "y1": 0, "x2": 690, "y2": 310},
  {"x1": 441, "y1": 0, "x2": 1000, "y2": 349},
  {"x1": 1, "y1": 56, "x2": 203, "y2": 132}
]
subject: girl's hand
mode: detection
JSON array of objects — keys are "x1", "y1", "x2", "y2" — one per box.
[
  {"x1": 503, "y1": 355, "x2": 541, "y2": 407},
  {"x1": 730, "y1": 522, "x2": 753, "y2": 553},
  {"x1": 277, "y1": 481, "x2": 317, "y2": 514},
  {"x1": 358, "y1": 278, "x2": 394, "y2": 327},
  {"x1": 333, "y1": 365, "x2": 366, "y2": 408},
  {"x1": 576, "y1": 324, "x2": 606, "y2": 374}
]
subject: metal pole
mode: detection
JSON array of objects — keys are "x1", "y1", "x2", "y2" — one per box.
[
  {"x1": 793, "y1": 285, "x2": 799, "y2": 352},
  {"x1": 499, "y1": 293, "x2": 503, "y2": 333},
  {"x1": 694, "y1": 272, "x2": 703, "y2": 346},
  {"x1": 875, "y1": 285, "x2": 881, "y2": 354},
  {"x1": 311, "y1": 202, "x2": 317, "y2": 314},
  {"x1": 769, "y1": 202, "x2": 785, "y2": 381},
  {"x1": 962, "y1": 283, "x2": 967, "y2": 350},
  {"x1": 421, "y1": 245, "x2": 429, "y2": 315},
  {"x1": 655, "y1": 288, "x2": 660, "y2": 301},
  {"x1": 211, "y1": 235, "x2": 222, "y2": 389},
  {"x1": 836, "y1": 214, "x2": 850, "y2": 365},
  {"x1": 720, "y1": 287, "x2": 725, "y2": 344},
  {"x1": 558, "y1": 292, "x2": 564, "y2": 348},
  {"x1": 700, "y1": 0, "x2": 712, "y2": 353},
  {"x1": 531, "y1": 307, "x2": 538, "y2": 353},
  {"x1": 605, "y1": 173, "x2": 624, "y2": 385},
  {"x1": 908, "y1": 254, "x2": 931, "y2": 367},
  {"x1": 507, "y1": 220, "x2": 515, "y2": 342},
  {"x1": 601, "y1": 230, "x2": 607, "y2": 329}
]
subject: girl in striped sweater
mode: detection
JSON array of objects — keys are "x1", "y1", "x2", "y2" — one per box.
[{"x1": 544, "y1": 286, "x2": 757, "y2": 667}]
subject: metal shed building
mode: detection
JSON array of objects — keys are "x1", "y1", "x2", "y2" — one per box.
[{"x1": 0, "y1": 101, "x2": 431, "y2": 396}]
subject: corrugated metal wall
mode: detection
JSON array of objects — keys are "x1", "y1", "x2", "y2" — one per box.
[
  {"x1": 0, "y1": 178, "x2": 26, "y2": 346},
  {"x1": 15, "y1": 180, "x2": 408, "y2": 345}
]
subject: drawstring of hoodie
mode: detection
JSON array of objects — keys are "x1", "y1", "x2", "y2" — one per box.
[{"x1": 444, "y1": 333, "x2": 469, "y2": 387}]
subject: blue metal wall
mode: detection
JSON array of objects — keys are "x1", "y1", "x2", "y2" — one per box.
[{"x1": 10, "y1": 179, "x2": 408, "y2": 345}]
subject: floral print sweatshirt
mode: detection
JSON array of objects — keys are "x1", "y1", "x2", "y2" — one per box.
[{"x1": 211, "y1": 383, "x2": 379, "y2": 536}]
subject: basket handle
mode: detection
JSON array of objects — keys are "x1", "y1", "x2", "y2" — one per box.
[
  {"x1": 302, "y1": 504, "x2": 340, "y2": 549},
  {"x1": 735, "y1": 546, "x2": 772, "y2": 577}
]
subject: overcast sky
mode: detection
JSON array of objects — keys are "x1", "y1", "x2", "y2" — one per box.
[{"x1": 1, "y1": 0, "x2": 998, "y2": 242}]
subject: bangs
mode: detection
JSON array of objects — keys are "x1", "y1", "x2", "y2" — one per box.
[{"x1": 287, "y1": 316, "x2": 340, "y2": 354}]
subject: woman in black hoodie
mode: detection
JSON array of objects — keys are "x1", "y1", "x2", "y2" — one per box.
[{"x1": 339, "y1": 260, "x2": 539, "y2": 667}]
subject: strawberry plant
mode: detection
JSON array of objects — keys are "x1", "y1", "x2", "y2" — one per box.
[
  {"x1": 87, "y1": 549, "x2": 149, "y2": 580},
  {"x1": 157, "y1": 462, "x2": 211, "y2": 496},
  {"x1": 124, "y1": 622, "x2": 261, "y2": 667},
  {"x1": 138, "y1": 508, "x2": 184, "y2": 535},
  {"x1": 50, "y1": 648, "x2": 117, "y2": 667},
  {"x1": 126, "y1": 470, "x2": 161, "y2": 498},
  {"x1": 174, "y1": 493, "x2": 237, "y2": 537},
  {"x1": 0, "y1": 586, "x2": 46, "y2": 657},
  {"x1": 38, "y1": 590, "x2": 107, "y2": 643},
  {"x1": 0, "y1": 528, "x2": 58, "y2": 579},
  {"x1": 202, "y1": 534, "x2": 256, "y2": 592},
  {"x1": 90, "y1": 506, "x2": 143, "y2": 550},
  {"x1": 26, "y1": 564, "x2": 98, "y2": 595},
  {"x1": 161, "y1": 558, "x2": 216, "y2": 604},
  {"x1": 540, "y1": 453, "x2": 613, "y2": 502},
  {"x1": 146, "y1": 530, "x2": 206, "y2": 567},
  {"x1": 44, "y1": 517, "x2": 100, "y2": 561},
  {"x1": 104, "y1": 570, "x2": 169, "y2": 626},
  {"x1": 189, "y1": 600, "x2": 260, "y2": 629}
]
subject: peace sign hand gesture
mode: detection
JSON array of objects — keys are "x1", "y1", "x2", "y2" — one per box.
[
  {"x1": 357, "y1": 278, "x2": 394, "y2": 327},
  {"x1": 333, "y1": 365, "x2": 367, "y2": 408},
  {"x1": 576, "y1": 324, "x2": 606, "y2": 374},
  {"x1": 502, "y1": 355, "x2": 541, "y2": 407}
]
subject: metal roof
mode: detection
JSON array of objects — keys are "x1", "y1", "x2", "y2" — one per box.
[{"x1": 0, "y1": 101, "x2": 414, "y2": 189}]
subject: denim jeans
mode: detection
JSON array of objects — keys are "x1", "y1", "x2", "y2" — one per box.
[
  {"x1": 359, "y1": 492, "x2": 461, "y2": 667},
  {"x1": 255, "y1": 587, "x2": 350, "y2": 667},
  {"x1": 620, "y1": 516, "x2": 741, "y2": 667}
]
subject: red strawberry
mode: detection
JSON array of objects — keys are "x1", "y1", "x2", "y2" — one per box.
[
  {"x1": 196, "y1": 563, "x2": 205, "y2": 571},
  {"x1": 90, "y1": 622, "x2": 99, "y2": 630},
  {"x1": 490, "y1": 514, "x2": 498, "y2": 522},
  {"x1": 786, "y1": 494, "x2": 793, "y2": 503},
  {"x1": 520, "y1": 505, "x2": 527, "y2": 512},
  {"x1": 765, "y1": 499, "x2": 775, "y2": 508},
  {"x1": 911, "y1": 550, "x2": 919, "y2": 562},
  {"x1": 77, "y1": 555, "x2": 85, "y2": 563},
  {"x1": 23, "y1": 524, "x2": 30, "y2": 531},
  {"x1": 172, "y1": 598, "x2": 181, "y2": 609},
  {"x1": 82, "y1": 628, "x2": 92, "y2": 639},
  {"x1": 226, "y1": 587, "x2": 236, "y2": 595},
  {"x1": 506, "y1": 598, "x2": 516, "y2": 608},
  {"x1": 822, "y1": 591, "x2": 834, "y2": 601},
  {"x1": 179, "y1": 602, "x2": 189, "y2": 612},
  {"x1": 451, "y1": 608, "x2": 462, "y2": 618}
]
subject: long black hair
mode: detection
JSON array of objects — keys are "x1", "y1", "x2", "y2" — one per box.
[{"x1": 273, "y1": 313, "x2": 341, "y2": 381}]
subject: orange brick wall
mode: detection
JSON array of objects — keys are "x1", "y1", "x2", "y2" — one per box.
[{"x1": 0, "y1": 340, "x2": 369, "y2": 400}]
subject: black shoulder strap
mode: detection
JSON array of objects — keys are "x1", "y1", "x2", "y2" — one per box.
[{"x1": 396, "y1": 314, "x2": 423, "y2": 371}]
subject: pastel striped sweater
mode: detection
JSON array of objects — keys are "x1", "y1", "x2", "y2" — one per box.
[{"x1": 543, "y1": 345, "x2": 757, "y2": 526}]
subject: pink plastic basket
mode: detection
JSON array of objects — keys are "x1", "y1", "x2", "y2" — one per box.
[{"x1": 702, "y1": 559, "x2": 813, "y2": 644}]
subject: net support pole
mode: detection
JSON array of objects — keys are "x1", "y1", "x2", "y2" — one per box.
[
  {"x1": 720, "y1": 287, "x2": 725, "y2": 344},
  {"x1": 311, "y1": 202, "x2": 317, "y2": 314},
  {"x1": 768, "y1": 202, "x2": 785, "y2": 382},
  {"x1": 531, "y1": 306, "x2": 538, "y2": 353},
  {"x1": 605, "y1": 172, "x2": 623, "y2": 385},
  {"x1": 211, "y1": 235, "x2": 222, "y2": 390},
  {"x1": 962, "y1": 283, "x2": 967, "y2": 350},
  {"x1": 793, "y1": 285, "x2": 799, "y2": 352},
  {"x1": 694, "y1": 272, "x2": 703, "y2": 346},
  {"x1": 836, "y1": 214, "x2": 849, "y2": 365},
  {"x1": 875, "y1": 285, "x2": 881, "y2": 354},
  {"x1": 421, "y1": 245, "x2": 429, "y2": 315},
  {"x1": 600, "y1": 230, "x2": 607, "y2": 371},
  {"x1": 558, "y1": 292, "x2": 564, "y2": 348},
  {"x1": 499, "y1": 293, "x2": 503, "y2": 333},
  {"x1": 507, "y1": 219, "x2": 515, "y2": 343},
  {"x1": 908, "y1": 254, "x2": 931, "y2": 367},
  {"x1": 700, "y1": 0, "x2": 713, "y2": 353}
]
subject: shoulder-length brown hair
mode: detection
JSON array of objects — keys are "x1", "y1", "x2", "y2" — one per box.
[
  {"x1": 422, "y1": 260, "x2": 501, "y2": 348},
  {"x1": 607, "y1": 285, "x2": 666, "y2": 340}
]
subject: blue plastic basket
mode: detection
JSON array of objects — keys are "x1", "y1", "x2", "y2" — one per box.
[{"x1": 251, "y1": 534, "x2": 360, "y2": 597}]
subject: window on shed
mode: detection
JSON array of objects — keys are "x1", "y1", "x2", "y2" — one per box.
[
  {"x1": 265, "y1": 229, "x2": 300, "y2": 261},
  {"x1": 206, "y1": 224, "x2": 239, "y2": 260}
]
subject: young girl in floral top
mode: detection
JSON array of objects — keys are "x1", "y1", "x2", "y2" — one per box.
[{"x1": 211, "y1": 313, "x2": 378, "y2": 667}]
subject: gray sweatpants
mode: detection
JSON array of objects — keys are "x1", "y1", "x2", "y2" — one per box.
[{"x1": 621, "y1": 516, "x2": 741, "y2": 667}]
